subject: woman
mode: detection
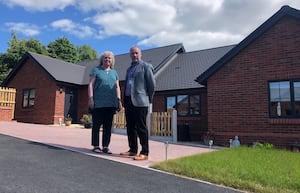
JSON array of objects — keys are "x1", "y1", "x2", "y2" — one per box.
[{"x1": 88, "y1": 51, "x2": 122, "y2": 154}]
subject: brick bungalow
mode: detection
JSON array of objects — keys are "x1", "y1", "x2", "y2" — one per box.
[
  {"x1": 196, "y1": 5, "x2": 300, "y2": 148},
  {"x1": 1, "y1": 43, "x2": 232, "y2": 142},
  {"x1": 3, "y1": 5, "x2": 300, "y2": 148},
  {"x1": 1, "y1": 44, "x2": 182, "y2": 124}
]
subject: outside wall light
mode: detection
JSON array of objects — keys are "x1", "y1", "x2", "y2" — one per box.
[{"x1": 59, "y1": 87, "x2": 64, "y2": 94}]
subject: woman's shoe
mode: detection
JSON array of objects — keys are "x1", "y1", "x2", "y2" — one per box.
[
  {"x1": 92, "y1": 146, "x2": 101, "y2": 153},
  {"x1": 102, "y1": 147, "x2": 112, "y2": 154}
]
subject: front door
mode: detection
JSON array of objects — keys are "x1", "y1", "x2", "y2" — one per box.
[{"x1": 64, "y1": 88, "x2": 78, "y2": 122}]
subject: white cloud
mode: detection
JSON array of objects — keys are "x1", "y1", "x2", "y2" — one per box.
[
  {"x1": 90, "y1": 1, "x2": 177, "y2": 38},
  {"x1": 138, "y1": 30, "x2": 242, "y2": 51},
  {"x1": 5, "y1": 22, "x2": 40, "y2": 36},
  {"x1": 3, "y1": 0, "x2": 75, "y2": 11},
  {"x1": 76, "y1": 0, "x2": 124, "y2": 12},
  {"x1": 2, "y1": 0, "x2": 300, "y2": 52},
  {"x1": 51, "y1": 19, "x2": 95, "y2": 39},
  {"x1": 82, "y1": 0, "x2": 300, "y2": 51}
]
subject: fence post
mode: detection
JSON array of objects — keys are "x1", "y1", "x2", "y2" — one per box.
[
  {"x1": 172, "y1": 109, "x2": 177, "y2": 143},
  {"x1": 147, "y1": 104, "x2": 152, "y2": 137}
]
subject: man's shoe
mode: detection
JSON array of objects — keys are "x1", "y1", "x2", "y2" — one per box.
[
  {"x1": 133, "y1": 154, "x2": 148, "y2": 161},
  {"x1": 102, "y1": 147, "x2": 112, "y2": 154},
  {"x1": 120, "y1": 151, "x2": 137, "y2": 156}
]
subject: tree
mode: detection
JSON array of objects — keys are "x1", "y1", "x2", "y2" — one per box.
[
  {"x1": 0, "y1": 32, "x2": 49, "y2": 84},
  {"x1": 23, "y1": 39, "x2": 48, "y2": 56},
  {"x1": 48, "y1": 37, "x2": 80, "y2": 63},
  {"x1": 0, "y1": 33, "x2": 98, "y2": 84},
  {"x1": 0, "y1": 54, "x2": 11, "y2": 84},
  {"x1": 4, "y1": 32, "x2": 26, "y2": 69},
  {"x1": 4, "y1": 32, "x2": 48, "y2": 68},
  {"x1": 78, "y1": 44, "x2": 98, "y2": 61}
]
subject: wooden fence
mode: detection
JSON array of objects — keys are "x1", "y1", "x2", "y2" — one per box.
[
  {"x1": 0, "y1": 87, "x2": 16, "y2": 121},
  {"x1": 113, "y1": 108, "x2": 177, "y2": 142},
  {"x1": 113, "y1": 108, "x2": 126, "y2": 128}
]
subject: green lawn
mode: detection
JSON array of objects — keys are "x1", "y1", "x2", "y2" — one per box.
[{"x1": 151, "y1": 147, "x2": 300, "y2": 193}]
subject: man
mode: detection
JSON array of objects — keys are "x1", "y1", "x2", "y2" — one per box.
[{"x1": 120, "y1": 46, "x2": 156, "y2": 161}]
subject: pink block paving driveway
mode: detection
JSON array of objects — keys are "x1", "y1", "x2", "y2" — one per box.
[{"x1": 0, "y1": 121, "x2": 212, "y2": 168}]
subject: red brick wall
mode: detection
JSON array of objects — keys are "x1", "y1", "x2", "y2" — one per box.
[
  {"x1": 152, "y1": 94, "x2": 164, "y2": 112},
  {"x1": 207, "y1": 16, "x2": 300, "y2": 148},
  {"x1": 7, "y1": 60, "x2": 58, "y2": 124},
  {"x1": 53, "y1": 86, "x2": 65, "y2": 124},
  {"x1": 0, "y1": 106, "x2": 14, "y2": 121}
]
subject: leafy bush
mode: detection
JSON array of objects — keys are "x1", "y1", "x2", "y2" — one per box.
[
  {"x1": 80, "y1": 114, "x2": 92, "y2": 128},
  {"x1": 253, "y1": 141, "x2": 274, "y2": 149}
]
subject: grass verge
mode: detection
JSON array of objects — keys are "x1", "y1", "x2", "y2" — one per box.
[{"x1": 151, "y1": 147, "x2": 300, "y2": 193}]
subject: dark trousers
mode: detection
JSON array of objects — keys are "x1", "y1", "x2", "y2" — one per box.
[
  {"x1": 124, "y1": 96, "x2": 149, "y2": 155},
  {"x1": 91, "y1": 107, "x2": 115, "y2": 148}
]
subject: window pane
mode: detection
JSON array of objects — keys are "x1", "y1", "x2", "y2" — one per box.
[
  {"x1": 281, "y1": 101, "x2": 292, "y2": 116},
  {"x1": 22, "y1": 89, "x2": 35, "y2": 108},
  {"x1": 23, "y1": 90, "x2": 29, "y2": 107},
  {"x1": 294, "y1": 82, "x2": 300, "y2": 115},
  {"x1": 177, "y1": 95, "x2": 188, "y2": 116},
  {"x1": 294, "y1": 82, "x2": 300, "y2": 101},
  {"x1": 270, "y1": 81, "x2": 290, "y2": 102},
  {"x1": 270, "y1": 102, "x2": 277, "y2": 116},
  {"x1": 280, "y1": 82, "x2": 291, "y2": 101},
  {"x1": 269, "y1": 81, "x2": 291, "y2": 116},
  {"x1": 294, "y1": 101, "x2": 300, "y2": 115},
  {"x1": 29, "y1": 89, "x2": 35, "y2": 107},
  {"x1": 166, "y1": 96, "x2": 176, "y2": 110},
  {"x1": 189, "y1": 95, "x2": 200, "y2": 115}
]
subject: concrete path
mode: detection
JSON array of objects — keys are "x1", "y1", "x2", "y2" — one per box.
[{"x1": 0, "y1": 121, "x2": 213, "y2": 168}]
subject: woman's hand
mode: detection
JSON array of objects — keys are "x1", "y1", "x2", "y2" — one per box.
[
  {"x1": 88, "y1": 97, "x2": 94, "y2": 110},
  {"x1": 117, "y1": 99, "x2": 123, "y2": 112}
]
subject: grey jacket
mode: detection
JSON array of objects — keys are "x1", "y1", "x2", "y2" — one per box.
[{"x1": 124, "y1": 60, "x2": 156, "y2": 107}]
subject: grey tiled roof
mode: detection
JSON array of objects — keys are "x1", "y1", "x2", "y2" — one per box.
[
  {"x1": 79, "y1": 43, "x2": 185, "y2": 84},
  {"x1": 2, "y1": 43, "x2": 184, "y2": 86},
  {"x1": 29, "y1": 52, "x2": 86, "y2": 85},
  {"x1": 155, "y1": 45, "x2": 235, "y2": 91},
  {"x1": 2, "y1": 43, "x2": 233, "y2": 92}
]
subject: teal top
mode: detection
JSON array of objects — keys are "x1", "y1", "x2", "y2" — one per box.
[{"x1": 90, "y1": 66, "x2": 119, "y2": 108}]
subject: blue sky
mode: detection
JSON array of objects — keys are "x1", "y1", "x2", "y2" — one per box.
[{"x1": 1, "y1": 0, "x2": 300, "y2": 56}]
